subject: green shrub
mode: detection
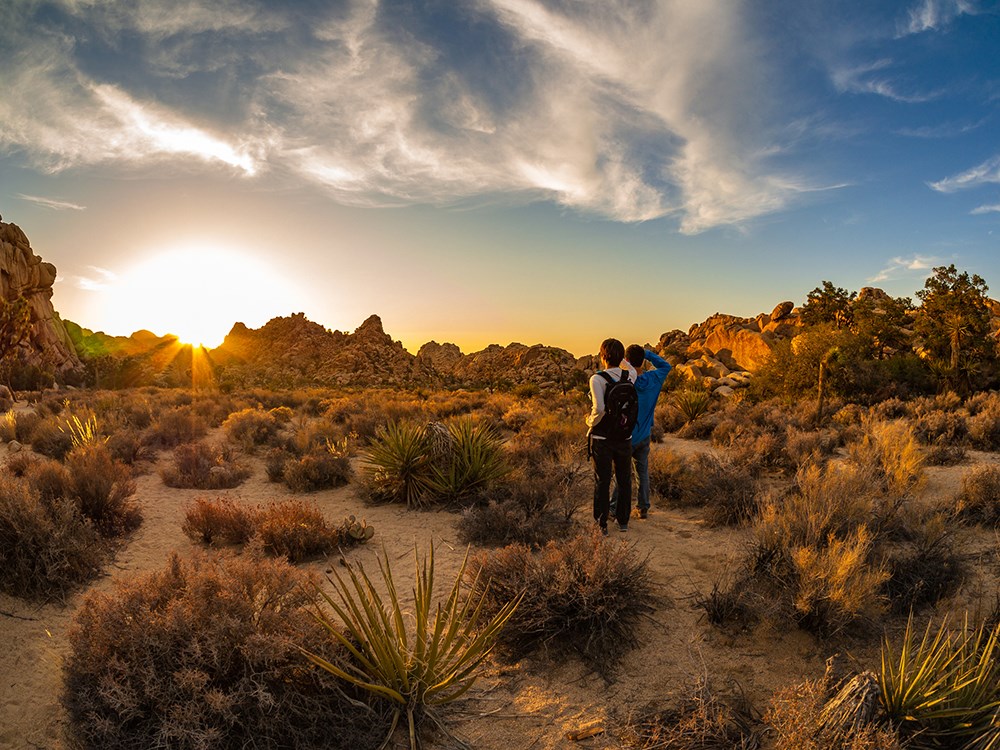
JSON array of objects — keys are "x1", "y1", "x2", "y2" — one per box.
[
  {"x1": 672, "y1": 388, "x2": 712, "y2": 425},
  {"x1": 63, "y1": 551, "x2": 386, "y2": 750},
  {"x1": 469, "y1": 532, "x2": 656, "y2": 681}
]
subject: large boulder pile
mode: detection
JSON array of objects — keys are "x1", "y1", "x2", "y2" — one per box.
[{"x1": 0, "y1": 219, "x2": 81, "y2": 376}]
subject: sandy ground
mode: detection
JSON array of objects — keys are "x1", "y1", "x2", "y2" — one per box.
[{"x1": 2, "y1": 430, "x2": 998, "y2": 750}]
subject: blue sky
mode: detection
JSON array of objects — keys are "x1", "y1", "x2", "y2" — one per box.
[{"x1": 1, "y1": 0, "x2": 998, "y2": 354}]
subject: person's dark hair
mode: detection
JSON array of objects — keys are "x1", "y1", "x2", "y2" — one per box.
[
  {"x1": 625, "y1": 345, "x2": 645, "y2": 369},
  {"x1": 599, "y1": 338, "x2": 625, "y2": 367}
]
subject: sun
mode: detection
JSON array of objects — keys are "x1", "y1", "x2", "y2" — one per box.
[{"x1": 95, "y1": 244, "x2": 300, "y2": 348}]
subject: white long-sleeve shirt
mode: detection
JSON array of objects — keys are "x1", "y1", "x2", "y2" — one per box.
[{"x1": 586, "y1": 362, "x2": 637, "y2": 438}]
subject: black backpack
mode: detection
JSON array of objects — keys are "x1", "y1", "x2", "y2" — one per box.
[{"x1": 593, "y1": 370, "x2": 638, "y2": 441}]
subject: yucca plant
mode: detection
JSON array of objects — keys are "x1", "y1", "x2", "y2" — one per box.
[
  {"x1": 303, "y1": 545, "x2": 520, "y2": 750},
  {"x1": 363, "y1": 422, "x2": 434, "y2": 508},
  {"x1": 428, "y1": 418, "x2": 508, "y2": 504},
  {"x1": 672, "y1": 388, "x2": 712, "y2": 425},
  {"x1": 880, "y1": 614, "x2": 1000, "y2": 749}
]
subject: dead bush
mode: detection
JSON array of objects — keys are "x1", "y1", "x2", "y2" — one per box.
[
  {"x1": 142, "y1": 406, "x2": 209, "y2": 449},
  {"x1": 24, "y1": 457, "x2": 70, "y2": 503},
  {"x1": 682, "y1": 454, "x2": 760, "y2": 526},
  {"x1": 182, "y1": 496, "x2": 258, "y2": 546},
  {"x1": 469, "y1": 531, "x2": 656, "y2": 681},
  {"x1": 954, "y1": 464, "x2": 1000, "y2": 525},
  {"x1": 105, "y1": 428, "x2": 154, "y2": 466},
  {"x1": 256, "y1": 499, "x2": 372, "y2": 562},
  {"x1": 912, "y1": 410, "x2": 967, "y2": 446},
  {"x1": 62, "y1": 551, "x2": 386, "y2": 750},
  {"x1": 923, "y1": 440, "x2": 967, "y2": 466},
  {"x1": 161, "y1": 441, "x2": 251, "y2": 490},
  {"x1": 0, "y1": 476, "x2": 106, "y2": 600},
  {"x1": 28, "y1": 415, "x2": 74, "y2": 459},
  {"x1": 222, "y1": 407, "x2": 282, "y2": 450},
  {"x1": 65, "y1": 443, "x2": 141, "y2": 537},
  {"x1": 282, "y1": 448, "x2": 352, "y2": 492},
  {"x1": 966, "y1": 409, "x2": 1000, "y2": 451}
]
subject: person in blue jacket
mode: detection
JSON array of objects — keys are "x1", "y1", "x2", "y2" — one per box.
[{"x1": 612, "y1": 344, "x2": 672, "y2": 519}]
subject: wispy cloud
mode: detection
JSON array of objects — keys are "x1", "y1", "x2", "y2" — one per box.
[
  {"x1": 899, "y1": 0, "x2": 978, "y2": 35},
  {"x1": 0, "y1": 0, "x2": 829, "y2": 232},
  {"x1": 929, "y1": 155, "x2": 1000, "y2": 192},
  {"x1": 831, "y1": 59, "x2": 939, "y2": 103},
  {"x1": 897, "y1": 118, "x2": 987, "y2": 138},
  {"x1": 870, "y1": 255, "x2": 941, "y2": 283},
  {"x1": 971, "y1": 203, "x2": 1000, "y2": 215},
  {"x1": 15, "y1": 194, "x2": 86, "y2": 211},
  {"x1": 75, "y1": 266, "x2": 118, "y2": 292}
]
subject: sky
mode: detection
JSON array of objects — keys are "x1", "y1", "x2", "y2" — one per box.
[{"x1": 1, "y1": 0, "x2": 999, "y2": 355}]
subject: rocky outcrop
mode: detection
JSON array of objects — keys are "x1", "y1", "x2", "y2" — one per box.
[{"x1": 0, "y1": 220, "x2": 81, "y2": 375}]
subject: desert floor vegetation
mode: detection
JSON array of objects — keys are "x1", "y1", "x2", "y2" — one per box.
[{"x1": 4, "y1": 384, "x2": 1000, "y2": 750}]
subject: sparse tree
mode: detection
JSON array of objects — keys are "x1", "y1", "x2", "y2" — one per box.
[
  {"x1": 801, "y1": 281, "x2": 856, "y2": 329},
  {"x1": 914, "y1": 265, "x2": 994, "y2": 391},
  {"x1": 851, "y1": 294, "x2": 913, "y2": 360}
]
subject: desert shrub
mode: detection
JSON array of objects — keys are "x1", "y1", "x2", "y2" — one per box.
[
  {"x1": 785, "y1": 428, "x2": 839, "y2": 469},
  {"x1": 28, "y1": 416, "x2": 74, "y2": 459},
  {"x1": 882, "y1": 518, "x2": 964, "y2": 612},
  {"x1": 791, "y1": 527, "x2": 888, "y2": 635},
  {"x1": 4, "y1": 450, "x2": 35, "y2": 477},
  {"x1": 923, "y1": 439, "x2": 967, "y2": 466},
  {"x1": 847, "y1": 418, "x2": 924, "y2": 498},
  {"x1": 282, "y1": 446, "x2": 352, "y2": 493},
  {"x1": 222, "y1": 407, "x2": 281, "y2": 449},
  {"x1": 456, "y1": 456, "x2": 584, "y2": 546},
  {"x1": 682, "y1": 453, "x2": 760, "y2": 526},
  {"x1": 13, "y1": 409, "x2": 41, "y2": 442},
  {"x1": 501, "y1": 403, "x2": 532, "y2": 431},
  {"x1": 105, "y1": 428, "x2": 153, "y2": 466},
  {"x1": 766, "y1": 665, "x2": 901, "y2": 750},
  {"x1": 966, "y1": 408, "x2": 1000, "y2": 451},
  {"x1": 0, "y1": 409, "x2": 17, "y2": 442},
  {"x1": 912, "y1": 409, "x2": 967, "y2": 446},
  {"x1": 723, "y1": 429, "x2": 788, "y2": 472},
  {"x1": 655, "y1": 400, "x2": 687, "y2": 434},
  {"x1": 619, "y1": 679, "x2": 761, "y2": 749},
  {"x1": 470, "y1": 532, "x2": 656, "y2": 680},
  {"x1": 24, "y1": 457, "x2": 70, "y2": 503},
  {"x1": 832, "y1": 403, "x2": 867, "y2": 427},
  {"x1": 161, "y1": 441, "x2": 251, "y2": 490},
  {"x1": 306, "y1": 545, "x2": 517, "y2": 750},
  {"x1": 182, "y1": 496, "x2": 258, "y2": 546},
  {"x1": 65, "y1": 443, "x2": 140, "y2": 537},
  {"x1": 256, "y1": 500, "x2": 373, "y2": 561},
  {"x1": 953, "y1": 464, "x2": 1000, "y2": 525},
  {"x1": 880, "y1": 615, "x2": 1000, "y2": 749},
  {"x1": 648, "y1": 447, "x2": 687, "y2": 502},
  {"x1": 264, "y1": 446, "x2": 291, "y2": 482},
  {"x1": 0, "y1": 476, "x2": 105, "y2": 599},
  {"x1": 675, "y1": 412, "x2": 720, "y2": 440},
  {"x1": 63, "y1": 551, "x2": 386, "y2": 750},
  {"x1": 694, "y1": 570, "x2": 759, "y2": 632},
  {"x1": 142, "y1": 406, "x2": 209, "y2": 449}
]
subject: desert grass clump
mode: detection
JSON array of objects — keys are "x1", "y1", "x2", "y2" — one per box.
[
  {"x1": 63, "y1": 551, "x2": 386, "y2": 750},
  {"x1": 953, "y1": 463, "x2": 1000, "y2": 525},
  {"x1": 648, "y1": 447, "x2": 688, "y2": 503},
  {"x1": 879, "y1": 615, "x2": 1000, "y2": 749},
  {"x1": 28, "y1": 415, "x2": 75, "y2": 459},
  {"x1": 0, "y1": 476, "x2": 105, "y2": 599},
  {"x1": 65, "y1": 442, "x2": 140, "y2": 537},
  {"x1": 847, "y1": 418, "x2": 924, "y2": 499},
  {"x1": 469, "y1": 531, "x2": 656, "y2": 680},
  {"x1": 0, "y1": 409, "x2": 17, "y2": 442},
  {"x1": 304, "y1": 545, "x2": 519, "y2": 750},
  {"x1": 160, "y1": 441, "x2": 251, "y2": 490},
  {"x1": 923, "y1": 439, "x2": 968, "y2": 466},
  {"x1": 256, "y1": 500, "x2": 373, "y2": 561},
  {"x1": 882, "y1": 516, "x2": 964, "y2": 612}
]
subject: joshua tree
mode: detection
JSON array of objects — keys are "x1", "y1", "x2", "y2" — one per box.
[{"x1": 914, "y1": 265, "x2": 994, "y2": 390}]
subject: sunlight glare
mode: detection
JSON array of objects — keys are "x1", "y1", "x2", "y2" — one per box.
[{"x1": 95, "y1": 245, "x2": 300, "y2": 348}]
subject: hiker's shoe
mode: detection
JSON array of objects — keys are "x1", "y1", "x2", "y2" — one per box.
[
  {"x1": 600, "y1": 525, "x2": 609, "y2": 536},
  {"x1": 639, "y1": 508, "x2": 648, "y2": 519},
  {"x1": 618, "y1": 523, "x2": 629, "y2": 533}
]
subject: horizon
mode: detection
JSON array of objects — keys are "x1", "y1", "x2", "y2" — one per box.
[{"x1": 2, "y1": 1, "x2": 999, "y2": 356}]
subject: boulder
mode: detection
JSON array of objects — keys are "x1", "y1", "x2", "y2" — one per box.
[
  {"x1": 703, "y1": 327, "x2": 775, "y2": 372},
  {"x1": 770, "y1": 301, "x2": 794, "y2": 321},
  {"x1": 713, "y1": 385, "x2": 735, "y2": 398}
]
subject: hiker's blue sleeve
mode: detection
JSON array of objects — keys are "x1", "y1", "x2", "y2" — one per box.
[{"x1": 644, "y1": 350, "x2": 672, "y2": 374}]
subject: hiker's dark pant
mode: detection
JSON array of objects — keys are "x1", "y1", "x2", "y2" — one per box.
[
  {"x1": 592, "y1": 436, "x2": 632, "y2": 529},
  {"x1": 611, "y1": 436, "x2": 652, "y2": 512}
]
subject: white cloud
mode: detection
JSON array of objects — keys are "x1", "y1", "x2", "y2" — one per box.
[
  {"x1": 15, "y1": 194, "x2": 86, "y2": 211},
  {"x1": 831, "y1": 59, "x2": 938, "y2": 103},
  {"x1": 971, "y1": 203, "x2": 1000, "y2": 215},
  {"x1": 0, "y1": 0, "x2": 820, "y2": 232},
  {"x1": 900, "y1": 0, "x2": 977, "y2": 35},
  {"x1": 75, "y1": 266, "x2": 118, "y2": 292},
  {"x1": 870, "y1": 255, "x2": 940, "y2": 283},
  {"x1": 929, "y1": 155, "x2": 1000, "y2": 193}
]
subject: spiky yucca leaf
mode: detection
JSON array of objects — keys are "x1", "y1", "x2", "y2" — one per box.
[
  {"x1": 672, "y1": 389, "x2": 712, "y2": 424},
  {"x1": 363, "y1": 422, "x2": 434, "y2": 509},
  {"x1": 303, "y1": 545, "x2": 520, "y2": 750},
  {"x1": 428, "y1": 419, "x2": 508, "y2": 503},
  {"x1": 880, "y1": 614, "x2": 1000, "y2": 749}
]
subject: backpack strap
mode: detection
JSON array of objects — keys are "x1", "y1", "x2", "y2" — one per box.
[
  {"x1": 597, "y1": 371, "x2": 615, "y2": 385},
  {"x1": 619, "y1": 370, "x2": 631, "y2": 383}
]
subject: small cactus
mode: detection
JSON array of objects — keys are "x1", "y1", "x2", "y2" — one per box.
[{"x1": 346, "y1": 518, "x2": 375, "y2": 542}]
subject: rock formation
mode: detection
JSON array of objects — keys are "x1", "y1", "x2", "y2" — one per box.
[{"x1": 0, "y1": 220, "x2": 81, "y2": 376}]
